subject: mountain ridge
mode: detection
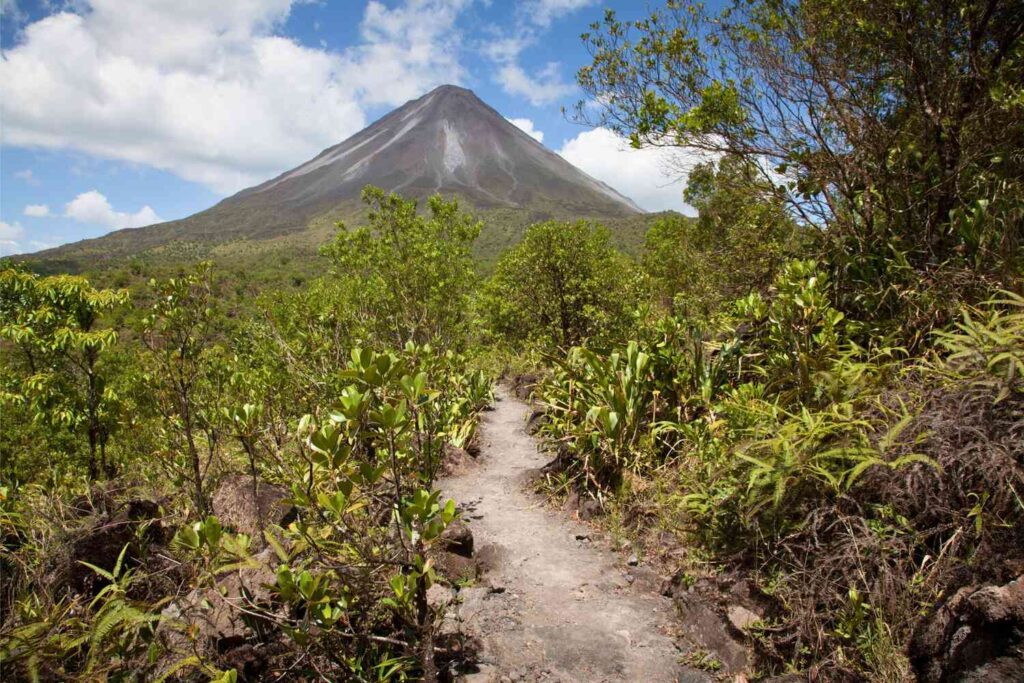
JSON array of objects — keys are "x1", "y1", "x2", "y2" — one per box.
[{"x1": 26, "y1": 85, "x2": 648, "y2": 268}]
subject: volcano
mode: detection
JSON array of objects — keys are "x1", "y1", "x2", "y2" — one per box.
[{"x1": 31, "y1": 85, "x2": 647, "y2": 267}]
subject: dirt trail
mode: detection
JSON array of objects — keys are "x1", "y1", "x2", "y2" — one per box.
[{"x1": 440, "y1": 386, "x2": 707, "y2": 682}]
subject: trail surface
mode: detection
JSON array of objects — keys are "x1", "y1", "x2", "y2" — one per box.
[{"x1": 441, "y1": 387, "x2": 706, "y2": 682}]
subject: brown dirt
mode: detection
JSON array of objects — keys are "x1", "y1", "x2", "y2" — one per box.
[{"x1": 440, "y1": 386, "x2": 710, "y2": 682}]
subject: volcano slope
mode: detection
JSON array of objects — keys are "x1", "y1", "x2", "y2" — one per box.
[{"x1": 27, "y1": 85, "x2": 650, "y2": 273}]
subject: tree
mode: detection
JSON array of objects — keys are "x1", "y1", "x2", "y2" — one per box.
[
  {"x1": 0, "y1": 268, "x2": 128, "y2": 480},
  {"x1": 644, "y1": 155, "x2": 800, "y2": 317},
  {"x1": 320, "y1": 187, "x2": 481, "y2": 350},
  {"x1": 140, "y1": 263, "x2": 226, "y2": 515},
  {"x1": 481, "y1": 220, "x2": 645, "y2": 351},
  {"x1": 576, "y1": 0, "x2": 1023, "y2": 298}
]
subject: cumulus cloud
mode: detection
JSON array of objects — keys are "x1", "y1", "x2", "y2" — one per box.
[
  {"x1": 343, "y1": 0, "x2": 470, "y2": 107},
  {"x1": 64, "y1": 190, "x2": 162, "y2": 229},
  {"x1": 23, "y1": 204, "x2": 51, "y2": 217},
  {"x1": 497, "y1": 62, "x2": 575, "y2": 106},
  {"x1": 558, "y1": 128, "x2": 712, "y2": 214},
  {"x1": 0, "y1": 220, "x2": 26, "y2": 241},
  {"x1": 507, "y1": 117, "x2": 545, "y2": 143},
  {"x1": 526, "y1": 0, "x2": 599, "y2": 28},
  {"x1": 486, "y1": 1, "x2": 595, "y2": 105},
  {"x1": 0, "y1": 220, "x2": 27, "y2": 256},
  {"x1": 0, "y1": 0, "x2": 470, "y2": 194}
]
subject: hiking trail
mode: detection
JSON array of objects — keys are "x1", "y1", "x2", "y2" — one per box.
[{"x1": 440, "y1": 386, "x2": 708, "y2": 682}]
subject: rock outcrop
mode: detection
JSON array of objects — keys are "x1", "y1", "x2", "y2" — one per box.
[{"x1": 912, "y1": 575, "x2": 1024, "y2": 682}]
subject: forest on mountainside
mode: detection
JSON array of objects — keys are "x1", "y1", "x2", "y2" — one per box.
[{"x1": 1, "y1": 1, "x2": 1022, "y2": 681}]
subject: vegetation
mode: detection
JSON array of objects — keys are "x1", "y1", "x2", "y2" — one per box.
[
  {"x1": 644, "y1": 156, "x2": 803, "y2": 317},
  {"x1": 577, "y1": 0, "x2": 1023, "y2": 342},
  {"x1": 321, "y1": 188, "x2": 482, "y2": 349},
  {"x1": 479, "y1": 220, "x2": 646, "y2": 352},
  {"x1": 483, "y1": 0, "x2": 1022, "y2": 678},
  {"x1": 531, "y1": 266, "x2": 1022, "y2": 678},
  {"x1": 0, "y1": 189, "x2": 492, "y2": 681},
  {"x1": 2, "y1": 1, "x2": 1022, "y2": 679}
]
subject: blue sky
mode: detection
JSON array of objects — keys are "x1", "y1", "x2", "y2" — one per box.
[{"x1": 1, "y1": 0, "x2": 697, "y2": 256}]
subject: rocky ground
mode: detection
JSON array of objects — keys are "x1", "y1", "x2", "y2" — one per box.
[{"x1": 437, "y1": 386, "x2": 723, "y2": 682}]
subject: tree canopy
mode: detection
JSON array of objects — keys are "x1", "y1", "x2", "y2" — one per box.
[
  {"x1": 576, "y1": 0, "x2": 1023, "y2": 288},
  {"x1": 321, "y1": 186, "x2": 481, "y2": 350}
]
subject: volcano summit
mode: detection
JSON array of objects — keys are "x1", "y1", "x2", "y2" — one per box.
[{"x1": 32, "y1": 85, "x2": 647, "y2": 267}]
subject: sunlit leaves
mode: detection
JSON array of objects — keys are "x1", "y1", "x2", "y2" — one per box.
[
  {"x1": 0, "y1": 267, "x2": 129, "y2": 478},
  {"x1": 480, "y1": 220, "x2": 646, "y2": 351},
  {"x1": 320, "y1": 186, "x2": 481, "y2": 349}
]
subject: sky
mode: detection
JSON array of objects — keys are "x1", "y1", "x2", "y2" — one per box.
[{"x1": 0, "y1": 0, "x2": 701, "y2": 256}]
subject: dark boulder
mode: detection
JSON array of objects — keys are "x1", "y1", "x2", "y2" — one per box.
[
  {"x1": 431, "y1": 521, "x2": 480, "y2": 583},
  {"x1": 432, "y1": 550, "x2": 480, "y2": 584},
  {"x1": 54, "y1": 497, "x2": 167, "y2": 597},
  {"x1": 441, "y1": 442, "x2": 475, "y2": 476},
  {"x1": 158, "y1": 547, "x2": 284, "y2": 680},
  {"x1": 911, "y1": 574, "x2": 1024, "y2": 682},
  {"x1": 440, "y1": 521, "x2": 474, "y2": 557},
  {"x1": 506, "y1": 374, "x2": 539, "y2": 401}
]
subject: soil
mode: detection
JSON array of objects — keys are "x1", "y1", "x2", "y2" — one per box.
[{"x1": 440, "y1": 386, "x2": 710, "y2": 682}]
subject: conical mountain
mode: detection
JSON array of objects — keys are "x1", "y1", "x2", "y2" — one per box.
[
  {"x1": 31, "y1": 85, "x2": 647, "y2": 268},
  {"x1": 235, "y1": 84, "x2": 641, "y2": 216}
]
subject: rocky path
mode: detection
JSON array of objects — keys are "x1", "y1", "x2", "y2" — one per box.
[{"x1": 440, "y1": 386, "x2": 707, "y2": 682}]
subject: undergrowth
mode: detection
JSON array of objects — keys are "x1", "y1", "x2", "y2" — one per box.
[{"x1": 532, "y1": 261, "x2": 1024, "y2": 679}]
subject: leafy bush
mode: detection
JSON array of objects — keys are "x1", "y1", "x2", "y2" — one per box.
[
  {"x1": 320, "y1": 186, "x2": 481, "y2": 350},
  {"x1": 0, "y1": 268, "x2": 129, "y2": 480},
  {"x1": 0, "y1": 211, "x2": 494, "y2": 681},
  {"x1": 532, "y1": 258, "x2": 1023, "y2": 678},
  {"x1": 480, "y1": 220, "x2": 647, "y2": 352},
  {"x1": 643, "y1": 156, "x2": 802, "y2": 318}
]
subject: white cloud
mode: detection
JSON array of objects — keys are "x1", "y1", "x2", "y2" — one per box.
[
  {"x1": 483, "y1": 35, "x2": 531, "y2": 63},
  {"x1": 0, "y1": 220, "x2": 26, "y2": 241},
  {"x1": 507, "y1": 117, "x2": 544, "y2": 143},
  {"x1": 0, "y1": 0, "x2": 470, "y2": 194},
  {"x1": 14, "y1": 169, "x2": 40, "y2": 185},
  {"x1": 0, "y1": 0, "x2": 24, "y2": 25},
  {"x1": 486, "y1": 1, "x2": 594, "y2": 105},
  {"x1": 497, "y1": 62, "x2": 575, "y2": 106},
  {"x1": 23, "y1": 204, "x2": 51, "y2": 217},
  {"x1": 0, "y1": 220, "x2": 27, "y2": 256},
  {"x1": 64, "y1": 190, "x2": 162, "y2": 229},
  {"x1": 342, "y1": 0, "x2": 470, "y2": 107},
  {"x1": 558, "y1": 127, "x2": 712, "y2": 214},
  {"x1": 526, "y1": 0, "x2": 598, "y2": 28}
]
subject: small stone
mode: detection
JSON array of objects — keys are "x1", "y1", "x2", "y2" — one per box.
[
  {"x1": 440, "y1": 521, "x2": 474, "y2": 557},
  {"x1": 726, "y1": 604, "x2": 761, "y2": 631},
  {"x1": 427, "y1": 584, "x2": 454, "y2": 610}
]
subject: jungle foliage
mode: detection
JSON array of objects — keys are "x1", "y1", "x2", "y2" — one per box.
[
  {"x1": 489, "y1": 1, "x2": 1024, "y2": 678},
  {"x1": 531, "y1": 256, "x2": 1023, "y2": 678},
  {"x1": 478, "y1": 220, "x2": 647, "y2": 352},
  {"x1": 1, "y1": 1, "x2": 1022, "y2": 680},
  {"x1": 0, "y1": 188, "x2": 493, "y2": 681},
  {"x1": 577, "y1": 0, "x2": 1023, "y2": 342}
]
